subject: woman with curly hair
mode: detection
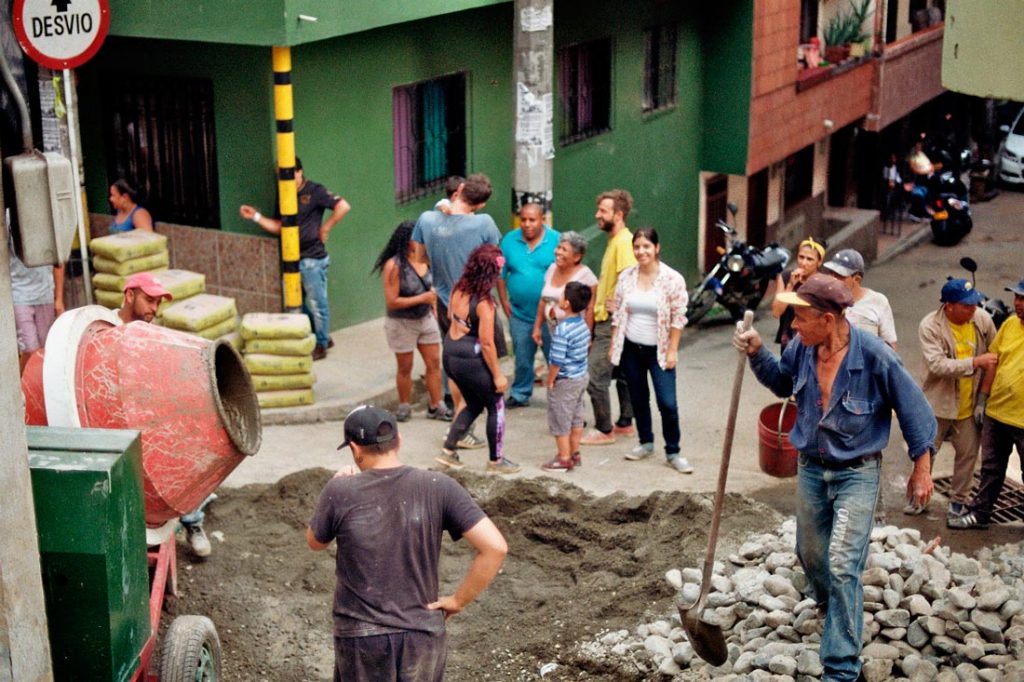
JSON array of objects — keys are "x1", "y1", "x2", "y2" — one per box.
[
  {"x1": 372, "y1": 221, "x2": 450, "y2": 423},
  {"x1": 436, "y1": 244, "x2": 520, "y2": 474}
]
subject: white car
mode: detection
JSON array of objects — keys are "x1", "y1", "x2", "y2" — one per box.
[{"x1": 998, "y1": 106, "x2": 1024, "y2": 185}]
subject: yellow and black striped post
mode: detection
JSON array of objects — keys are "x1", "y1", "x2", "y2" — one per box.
[{"x1": 272, "y1": 46, "x2": 302, "y2": 312}]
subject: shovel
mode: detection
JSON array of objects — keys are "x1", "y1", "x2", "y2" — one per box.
[{"x1": 678, "y1": 310, "x2": 753, "y2": 666}]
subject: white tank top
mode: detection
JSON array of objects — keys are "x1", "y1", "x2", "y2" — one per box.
[{"x1": 624, "y1": 289, "x2": 658, "y2": 346}]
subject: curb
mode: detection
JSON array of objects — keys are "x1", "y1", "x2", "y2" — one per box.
[{"x1": 874, "y1": 223, "x2": 932, "y2": 266}]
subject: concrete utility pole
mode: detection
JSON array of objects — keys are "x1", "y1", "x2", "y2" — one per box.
[{"x1": 512, "y1": 0, "x2": 554, "y2": 225}]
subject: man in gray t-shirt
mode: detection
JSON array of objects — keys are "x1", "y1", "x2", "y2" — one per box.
[
  {"x1": 8, "y1": 232, "x2": 64, "y2": 372},
  {"x1": 307, "y1": 406, "x2": 506, "y2": 681}
]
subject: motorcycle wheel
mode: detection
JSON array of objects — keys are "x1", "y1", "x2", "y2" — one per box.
[
  {"x1": 726, "y1": 304, "x2": 748, "y2": 322},
  {"x1": 686, "y1": 288, "x2": 717, "y2": 325},
  {"x1": 931, "y1": 219, "x2": 963, "y2": 247}
]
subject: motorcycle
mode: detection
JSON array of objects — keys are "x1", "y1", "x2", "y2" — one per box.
[
  {"x1": 930, "y1": 171, "x2": 973, "y2": 247},
  {"x1": 960, "y1": 257, "x2": 1010, "y2": 329},
  {"x1": 687, "y1": 203, "x2": 791, "y2": 324}
]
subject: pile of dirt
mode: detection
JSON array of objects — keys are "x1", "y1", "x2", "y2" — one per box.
[{"x1": 163, "y1": 468, "x2": 780, "y2": 680}]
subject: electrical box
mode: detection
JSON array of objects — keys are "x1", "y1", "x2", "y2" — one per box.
[
  {"x1": 27, "y1": 426, "x2": 150, "y2": 682},
  {"x1": 4, "y1": 150, "x2": 77, "y2": 267}
]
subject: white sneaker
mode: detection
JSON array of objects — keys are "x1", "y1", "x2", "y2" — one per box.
[
  {"x1": 457, "y1": 432, "x2": 486, "y2": 449},
  {"x1": 186, "y1": 524, "x2": 212, "y2": 557},
  {"x1": 668, "y1": 457, "x2": 694, "y2": 474},
  {"x1": 624, "y1": 443, "x2": 654, "y2": 461}
]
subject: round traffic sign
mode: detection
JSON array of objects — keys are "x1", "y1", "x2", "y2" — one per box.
[{"x1": 12, "y1": 0, "x2": 110, "y2": 70}]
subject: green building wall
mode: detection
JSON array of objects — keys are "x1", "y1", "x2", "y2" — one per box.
[{"x1": 78, "y1": 0, "x2": 752, "y2": 328}]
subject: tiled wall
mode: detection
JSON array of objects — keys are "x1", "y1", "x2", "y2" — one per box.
[{"x1": 90, "y1": 214, "x2": 282, "y2": 316}]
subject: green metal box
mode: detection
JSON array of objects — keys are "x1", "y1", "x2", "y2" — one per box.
[{"x1": 28, "y1": 426, "x2": 151, "y2": 682}]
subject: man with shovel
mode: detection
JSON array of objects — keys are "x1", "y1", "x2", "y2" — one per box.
[{"x1": 733, "y1": 273, "x2": 936, "y2": 682}]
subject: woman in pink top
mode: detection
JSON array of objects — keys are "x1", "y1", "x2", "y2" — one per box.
[{"x1": 531, "y1": 231, "x2": 598, "y2": 347}]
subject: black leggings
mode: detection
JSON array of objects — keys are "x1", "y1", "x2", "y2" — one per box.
[{"x1": 443, "y1": 335, "x2": 504, "y2": 461}]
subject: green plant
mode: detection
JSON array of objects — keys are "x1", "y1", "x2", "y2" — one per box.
[{"x1": 823, "y1": 0, "x2": 874, "y2": 46}]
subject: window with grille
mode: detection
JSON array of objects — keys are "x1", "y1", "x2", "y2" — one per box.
[
  {"x1": 392, "y1": 73, "x2": 467, "y2": 204},
  {"x1": 643, "y1": 24, "x2": 677, "y2": 113},
  {"x1": 103, "y1": 75, "x2": 220, "y2": 228},
  {"x1": 558, "y1": 38, "x2": 612, "y2": 145}
]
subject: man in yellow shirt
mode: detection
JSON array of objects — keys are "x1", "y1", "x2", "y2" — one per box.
[
  {"x1": 950, "y1": 278, "x2": 1024, "y2": 529},
  {"x1": 581, "y1": 190, "x2": 637, "y2": 445}
]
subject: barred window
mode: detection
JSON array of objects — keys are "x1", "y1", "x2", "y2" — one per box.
[
  {"x1": 643, "y1": 24, "x2": 677, "y2": 112},
  {"x1": 103, "y1": 75, "x2": 220, "y2": 228},
  {"x1": 558, "y1": 38, "x2": 612, "y2": 145},
  {"x1": 392, "y1": 73, "x2": 467, "y2": 204}
]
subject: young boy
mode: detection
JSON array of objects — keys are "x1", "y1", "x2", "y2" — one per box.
[{"x1": 542, "y1": 281, "x2": 593, "y2": 471}]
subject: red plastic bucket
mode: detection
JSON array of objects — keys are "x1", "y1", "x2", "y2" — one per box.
[{"x1": 758, "y1": 399, "x2": 798, "y2": 478}]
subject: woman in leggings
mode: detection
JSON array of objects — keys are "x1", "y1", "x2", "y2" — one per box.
[{"x1": 435, "y1": 244, "x2": 520, "y2": 475}]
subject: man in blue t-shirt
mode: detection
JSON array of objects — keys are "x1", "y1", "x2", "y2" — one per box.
[{"x1": 497, "y1": 203, "x2": 558, "y2": 407}]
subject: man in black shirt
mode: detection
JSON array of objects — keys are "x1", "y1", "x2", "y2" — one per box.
[{"x1": 241, "y1": 157, "x2": 350, "y2": 359}]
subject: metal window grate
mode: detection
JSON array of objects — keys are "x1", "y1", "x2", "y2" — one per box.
[
  {"x1": 558, "y1": 38, "x2": 612, "y2": 145},
  {"x1": 933, "y1": 473, "x2": 1024, "y2": 524},
  {"x1": 642, "y1": 24, "x2": 677, "y2": 113}
]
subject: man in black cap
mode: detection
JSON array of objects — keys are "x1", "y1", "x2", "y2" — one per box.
[
  {"x1": 306, "y1": 406, "x2": 507, "y2": 681},
  {"x1": 732, "y1": 273, "x2": 936, "y2": 682}
]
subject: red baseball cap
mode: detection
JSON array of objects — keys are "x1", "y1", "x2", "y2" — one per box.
[{"x1": 122, "y1": 272, "x2": 173, "y2": 300}]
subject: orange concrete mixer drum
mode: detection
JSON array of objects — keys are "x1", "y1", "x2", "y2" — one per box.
[{"x1": 22, "y1": 306, "x2": 261, "y2": 527}]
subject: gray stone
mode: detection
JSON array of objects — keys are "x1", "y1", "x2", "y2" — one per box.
[
  {"x1": 937, "y1": 671, "x2": 960, "y2": 682},
  {"x1": 680, "y1": 583, "x2": 701, "y2": 605},
  {"x1": 864, "y1": 585, "x2": 884, "y2": 604},
  {"x1": 739, "y1": 541, "x2": 767, "y2": 560},
  {"x1": 909, "y1": 659, "x2": 939, "y2": 682},
  {"x1": 658, "y1": 656, "x2": 682, "y2": 676},
  {"x1": 979, "y1": 654, "x2": 1013, "y2": 668},
  {"x1": 876, "y1": 609, "x2": 912, "y2": 628},
  {"x1": 963, "y1": 638, "x2": 985, "y2": 661},
  {"x1": 665, "y1": 569, "x2": 683, "y2": 590},
  {"x1": 945, "y1": 622, "x2": 965, "y2": 642},
  {"x1": 649, "y1": 620, "x2": 673, "y2": 638},
  {"x1": 907, "y1": 620, "x2": 930, "y2": 648},
  {"x1": 758, "y1": 594, "x2": 787, "y2": 612},
  {"x1": 869, "y1": 552, "x2": 904, "y2": 572},
  {"x1": 741, "y1": 636, "x2": 767, "y2": 653},
  {"x1": 671, "y1": 642, "x2": 694, "y2": 666},
  {"x1": 890, "y1": 573, "x2": 906, "y2": 594},
  {"x1": 863, "y1": 642, "x2": 900, "y2": 660},
  {"x1": 711, "y1": 574, "x2": 733, "y2": 594},
  {"x1": 949, "y1": 553, "x2": 979, "y2": 578},
  {"x1": 977, "y1": 584, "x2": 1012, "y2": 611},
  {"x1": 905, "y1": 571, "x2": 927, "y2": 595},
  {"x1": 741, "y1": 626, "x2": 772, "y2": 644},
  {"x1": 765, "y1": 610, "x2": 793, "y2": 628},
  {"x1": 768, "y1": 655, "x2": 797, "y2": 676},
  {"x1": 946, "y1": 586, "x2": 977, "y2": 610},
  {"x1": 1001, "y1": 599, "x2": 1024, "y2": 621},
  {"x1": 681, "y1": 567, "x2": 702, "y2": 584},
  {"x1": 863, "y1": 567, "x2": 890, "y2": 587},
  {"x1": 766, "y1": 551, "x2": 798, "y2": 572},
  {"x1": 932, "y1": 635, "x2": 958, "y2": 654},
  {"x1": 861, "y1": 659, "x2": 894, "y2": 682},
  {"x1": 644, "y1": 635, "x2": 673, "y2": 660},
  {"x1": 707, "y1": 591, "x2": 737, "y2": 608},
  {"x1": 955, "y1": 662, "x2": 980, "y2": 681},
  {"x1": 895, "y1": 542, "x2": 923, "y2": 563},
  {"x1": 796, "y1": 649, "x2": 822, "y2": 676},
  {"x1": 971, "y1": 609, "x2": 1006, "y2": 643},
  {"x1": 900, "y1": 653, "x2": 923, "y2": 677},
  {"x1": 883, "y1": 588, "x2": 902, "y2": 609},
  {"x1": 880, "y1": 627, "x2": 906, "y2": 640},
  {"x1": 600, "y1": 629, "x2": 629, "y2": 645},
  {"x1": 732, "y1": 651, "x2": 756, "y2": 674},
  {"x1": 712, "y1": 606, "x2": 739, "y2": 631},
  {"x1": 793, "y1": 598, "x2": 817, "y2": 615},
  {"x1": 793, "y1": 609, "x2": 820, "y2": 636},
  {"x1": 764, "y1": 574, "x2": 800, "y2": 600},
  {"x1": 977, "y1": 671, "x2": 1003, "y2": 682},
  {"x1": 923, "y1": 616, "x2": 947, "y2": 637},
  {"x1": 904, "y1": 594, "x2": 934, "y2": 617}
]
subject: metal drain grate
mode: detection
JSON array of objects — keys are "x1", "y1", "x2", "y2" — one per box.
[{"x1": 934, "y1": 473, "x2": 1024, "y2": 524}]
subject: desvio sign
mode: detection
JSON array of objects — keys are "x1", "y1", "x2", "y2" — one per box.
[{"x1": 13, "y1": 0, "x2": 110, "y2": 70}]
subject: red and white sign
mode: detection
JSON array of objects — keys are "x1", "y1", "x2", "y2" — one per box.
[{"x1": 12, "y1": 0, "x2": 110, "y2": 70}]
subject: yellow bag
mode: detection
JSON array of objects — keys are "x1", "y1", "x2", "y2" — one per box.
[
  {"x1": 217, "y1": 330, "x2": 244, "y2": 351},
  {"x1": 250, "y1": 372, "x2": 315, "y2": 391},
  {"x1": 95, "y1": 288, "x2": 123, "y2": 309},
  {"x1": 92, "y1": 267, "x2": 169, "y2": 293},
  {"x1": 240, "y1": 313, "x2": 312, "y2": 341},
  {"x1": 161, "y1": 294, "x2": 237, "y2": 332},
  {"x1": 243, "y1": 335, "x2": 316, "y2": 356},
  {"x1": 93, "y1": 250, "x2": 170, "y2": 276},
  {"x1": 257, "y1": 389, "x2": 315, "y2": 409},
  {"x1": 145, "y1": 269, "x2": 206, "y2": 301},
  {"x1": 193, "y1": 316, "x2": 239, "y2": 341},
  {"x1": 244, "y1": 353, "x2": 313, "y2": 375},
  {"x1": 89, "y1": 231, "x2": 168, "y2": 262}
]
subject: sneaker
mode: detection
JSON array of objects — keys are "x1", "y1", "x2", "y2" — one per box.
[
  {"x1": 487, "y1": 458, "x2": 521, "y2": 475},
  {"x1": 580, "y1": 429, "x2": 616, "y2": 446},
  {"x1": 903, "y1": 501, "x2": 927, "y2": 516},
  {"x1": 947, "y1": 502, "x2": 969, "y2": 519},
  {"x1": 505, "y1": 396, "x2": 529, "y2": 409},
  {"x1": 571, "y1": 451, "x2": 582, "y2": 467},
  {"x1": 435, "y1": 449, "x2": 464, "y2": 469},
  {"x1": 624, "y1": 443, "x2": 654, "y2": 461},
  {"x1": 312, "y1": 344, "x2": 327, "y2": 361},
  {"x1": 186, "y1": 524, "x2": 212, "y2": 558},
  {"x1": 668, "y1": 457, "x2": 695, "y2": 474},
  {"x1": 457, "y1": 432, "x2": 486, "y2": 450},
  {"x1": 613, "y1": 419, "x2": 635, "y2": 436},
  {"x1": 426, "y1": 404, "x2": 453, "y2": 422},
  {"x1": 541, "y1": 456, "x2": 574, "y2": 472},
  {"x1": 947, "y1": 510, "x2": 988, "y2": 530},
  {"x1": 395, "y1": 403, "x2": 412, "y2": 422}
]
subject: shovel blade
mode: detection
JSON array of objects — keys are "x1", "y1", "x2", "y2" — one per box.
[{"x1": 678, "y1": 604, "x2": 728, "y2": 666}]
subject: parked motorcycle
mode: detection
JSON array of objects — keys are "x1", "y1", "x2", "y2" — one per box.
[
  {"x1": 960, "y1": 257, "x2": 1010, "y2": 329},
  {"x1": 686, "y1": 203, "x2": 791, "y2": 324},
  {"x1": 930, "y1": 171, "x2": 973, "y2": 246}
]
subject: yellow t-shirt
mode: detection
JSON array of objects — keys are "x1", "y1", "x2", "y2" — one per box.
[
  {"x1": 948, "y1": 320, "x2": 976, "y2": 420},
  {"x1": 594, "y1": 228, "x2": 638, "y2": 322},
  {"x1": 986, "y1": 317, "x2": 1024, "y2": 428}
]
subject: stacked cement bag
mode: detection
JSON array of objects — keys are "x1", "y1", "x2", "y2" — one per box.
[
  {"x1": 160, "y1": 293, "x2": 240, "y2": 341},
  {"x1": 89, "y1": 231, "x2": 170, "y2": 309},
  {"x1": 240, "y1": 313, "x2": 316, "y2": 409}
]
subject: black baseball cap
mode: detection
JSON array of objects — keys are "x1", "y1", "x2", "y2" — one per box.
[{"x1": 337, "y1": 406, "x2": 398, "y2": 450}]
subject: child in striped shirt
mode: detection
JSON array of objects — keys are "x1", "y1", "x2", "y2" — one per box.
[{"x1": 542, "y1": 281, "x2": 593, "y2": 472}]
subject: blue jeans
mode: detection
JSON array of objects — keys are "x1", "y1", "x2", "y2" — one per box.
[
  {"x1": 508, "y1": 316, "x2": 550, "y2": 402},
  {"x1": 300, "y1": 255, "x2": 331, "y2": 348},
  {"x1": 180, "y1": 494, "x2": 217, "y2": 529},
  {"x1": 617, "y1": 339, "x2": 680, "y2": 456},
  {"x1": 796, "y1": 454, "x2": 880, "y2": 682}
]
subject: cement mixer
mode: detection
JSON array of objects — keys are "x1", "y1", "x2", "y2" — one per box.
[{"x1": 22, "y1": 305, "x2": 262, "y2": 681}]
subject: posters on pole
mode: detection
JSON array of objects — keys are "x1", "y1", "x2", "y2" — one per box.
[
  {"x1": 515, "y1": 83, "x2": 554, "y2": 165},
  {"x1": 520, "y1": 6, "x2": 552, "y2": 33}
]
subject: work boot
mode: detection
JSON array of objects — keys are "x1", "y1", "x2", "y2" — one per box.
[
  {"x1": 186, "y1": 524, "x2": 212, "y2": 558},
  {"x1": 312, "y1": 344, "x2": 327, "y2": 361}
]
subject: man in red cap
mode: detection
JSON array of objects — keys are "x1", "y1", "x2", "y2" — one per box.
[
  {"x1": 118, "y1": 272, "x2": 173, "y2": 325},
  {"x1": 732, "y1": 273, "x2": 936, "y2": 682}
]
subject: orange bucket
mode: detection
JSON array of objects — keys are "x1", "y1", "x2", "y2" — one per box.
[{"x1": 758, "y1": 399, "x2": 798, "y2": 478}]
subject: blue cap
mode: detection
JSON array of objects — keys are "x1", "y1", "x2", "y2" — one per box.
[
  {"x1": 940, "y1": 278, "x2": 984, "y2": 305},
  {"x1": 1005, "y1": 279, "x2": 1024, "y2": 297}
]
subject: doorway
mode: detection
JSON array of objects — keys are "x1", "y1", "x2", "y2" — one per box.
[{"x1": 703, "y1": 175, "x2": 728, "y2": 270}]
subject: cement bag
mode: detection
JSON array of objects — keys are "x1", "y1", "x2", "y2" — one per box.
[
  {"x1": 89, "y1": 231, "x2": 168, "y2": 262},
  {"x1": 243, "y1": 335, "x2": 316, "y2": 356},
  {"x1": 218, "y1": 330, "x2": 244, "y2": 351},
  {"x1": 244, "y1": 353, "x2": 313, "y2": 375},
  {"x1": 95, "y1": 288, "x2": 123, "y2": 309},
  {"x1": 240, "y1": 313, "x2": 311, "y2": 341},
  {"x1": 92, "y1": 267, "x2": 169, "y2": 293},
  {"x1": 145, "y1": 269, "x2": 206, "y2": 301},
  {"x1": 194, "y1": 316, "x2": 240, "y2": 341},
  {"x1": 250, "y1": 372, "x2": 315, "y2": 391},
  {"x1": 161, "y1": 294, "x2": 237, "y2": 332},
  {"x1": 257, "y1": 389, "x2": 315, "y2": 409},
  {"x1": 93, "y1": 250, "x2": 170, "y2": 276}
]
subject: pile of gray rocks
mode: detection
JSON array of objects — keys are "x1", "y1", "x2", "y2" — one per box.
[{"x1": 576, "y1": 519, "x2": 1024, "y2": 681}]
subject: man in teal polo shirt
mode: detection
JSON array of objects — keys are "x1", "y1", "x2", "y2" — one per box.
[{"x1": 498, "y1": 203, "x2": 559, "y2": 407}]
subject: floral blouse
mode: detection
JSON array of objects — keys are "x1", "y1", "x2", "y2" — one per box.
[{"x1": 609, "y1": 263, "x2": 689, "y2": 369}]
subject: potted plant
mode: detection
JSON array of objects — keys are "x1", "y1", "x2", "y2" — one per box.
[{"x1": 823, "y1": 0, "x2": 873, "y2": 63}]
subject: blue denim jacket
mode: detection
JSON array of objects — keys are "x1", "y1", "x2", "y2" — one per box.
[{"x1": 750, "y1": 325, "x2": 936, "y2": 463}]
